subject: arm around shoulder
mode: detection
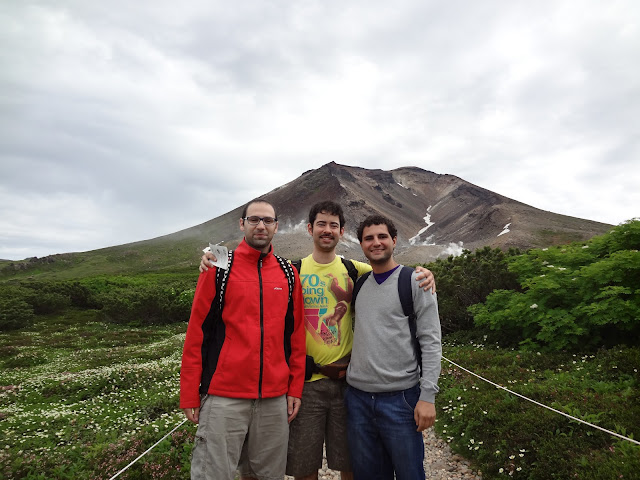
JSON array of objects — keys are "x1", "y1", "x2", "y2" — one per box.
[{"x1": 413, "y1": 280, "x2": 442, "y2": 404}]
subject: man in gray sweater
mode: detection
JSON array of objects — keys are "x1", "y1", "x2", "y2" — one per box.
[{"x1": 345, "y1": 215, "x2": 442, "y2": 480}]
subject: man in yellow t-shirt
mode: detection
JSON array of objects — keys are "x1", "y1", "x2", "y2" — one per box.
[
  {"x1": 201, "y1": 200, "x2": 435, "y2": 480},
  {"x1": 295, "y1": 252, "x2": 370, "y2": 381}
]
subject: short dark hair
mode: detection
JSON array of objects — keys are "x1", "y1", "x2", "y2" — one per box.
[
  {"x1": 241, "y1": 198, "x2": 277, "y2": 219},
  {"x1": 357, "y1": 215, "x2": 397, "y2": 242},
  {"x1": 308, "y1": 201, "x2": 345, "y2": 228}
]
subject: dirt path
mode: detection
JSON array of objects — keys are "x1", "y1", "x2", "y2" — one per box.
[{"x1": 285, "y1": 429, "x2": 482, "y2": 479}]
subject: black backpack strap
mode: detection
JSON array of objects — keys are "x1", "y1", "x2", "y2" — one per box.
[
  {"x1": 293, "y1": 257, "x2": 355, "y2": 285},
  {"x1": 200, "y1": 250, "x2": 234, "y2": 395},
  {"x1": 351, "y1": 271, "x2": 371, "y2": 307},
  {"x1": 340, "y1": 258, "x2": 359, "y2": 286},
  {"x1": 274, "y1": 254, "x2": 296, "y2": 364},
  {"x1": 398, "y1": 266, "x2": 421, "y2": 374},
  {"x1": 215, "y1": 250, "x2": 234, "y2": 315},
  {"x1": 350, "y1": 271, "x2": 371, "y2": 331},
  {"x1": 397, "y1": 266, "x2": 415, "y2": 319},
  {"x1": 274, "y1": 254, "x2": 295, "y2": 299},
  {"x1": 291, "y1": 259, "x2": 302, "y2": 274}
]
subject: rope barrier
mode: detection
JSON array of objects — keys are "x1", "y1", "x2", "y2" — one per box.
[
  {"x1": 108, "y1": 418, "x2": 189, "y2": 480},
  {"x1": 107, "y1": 356, "x2": 636, "y2": 479},
  {"x1": 441, "y1": 355, "x2": 640, "y2": 446}
]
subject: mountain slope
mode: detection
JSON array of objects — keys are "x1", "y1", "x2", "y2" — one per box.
[{"x1": 1, "y1": 162, "x2": 612, "y2": 279}]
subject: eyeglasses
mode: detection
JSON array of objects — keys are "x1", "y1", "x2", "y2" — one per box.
[{"x1": 243, "y1": 216, "x2": 277, "y2": 226}]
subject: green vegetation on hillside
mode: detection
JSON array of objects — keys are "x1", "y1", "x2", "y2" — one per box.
[
  {"x1": 471, "y1": 219, "x2": 640, "y2": 351},
  {"x1": 0, "y1": 274, "x2": 196, "y2": 331},
  {"x1": 0, "y1": 239, "x2": 205, "y2": 281},
  {"x1": 1, "y1": 314, "x2": 637, "y2": 479},
  {"x1": 436, "y1": 336, "x2": 639, "y2": 479},
  {"x1": 0, "y1": 220, "x2": 638, "y2": 479},
  {"x1": 0, "y1": 313, "x2": 192, "y2": 479}
]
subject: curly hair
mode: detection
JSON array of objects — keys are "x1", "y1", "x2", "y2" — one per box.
[{"x1": 356, "y1": 215, "x2": 397, "y2": 242}]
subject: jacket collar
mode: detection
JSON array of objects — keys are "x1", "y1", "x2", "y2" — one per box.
[{"x1": 236, "y1": 238, "x2": 274, "y2": 262}]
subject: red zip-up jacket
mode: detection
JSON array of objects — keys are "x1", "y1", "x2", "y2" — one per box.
[{"x1": 180, "y1": 239, "x2": 306, "y2": 408}]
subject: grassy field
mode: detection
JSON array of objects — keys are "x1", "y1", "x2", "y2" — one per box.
[
  {"x1": 436, "y1": 333, "x2": 640, "y2": 479},
  {"x1": 0, "y1": 239, "x2": 203, "y2": 281},
  {"x1": 1, "y1": 312, "x2": 638, "y2": 479},
  {"x1": 0, "y1": 310, "x2": 193, "y2": 479}
]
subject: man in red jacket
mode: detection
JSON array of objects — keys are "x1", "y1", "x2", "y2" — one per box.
[{"x1": 180, "y1": 198, "x2": 307, "y2": 480}]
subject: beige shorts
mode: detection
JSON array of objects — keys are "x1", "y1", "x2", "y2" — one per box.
[{"x1": 190, "y1": 394, "x2": 289, "y2": 480}]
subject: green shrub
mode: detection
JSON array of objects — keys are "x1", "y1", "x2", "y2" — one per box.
[
  {"x1": 422, "y1": 246, "x2": 521, "y2": 333},
  {"x1": 0, "y1": 297, "x2": 35, "y2": 331},
  {"x1": 0, "y1": 280, "x2": 95, "y2": 316},
  {"x1": 470, "y1": 220, "x2": 640, "y2": 351},
  {"x1": 26, "y1": 291, "x2": 71, "y2": 315},
  {"x1": 56, "y1": 281, "x2": 99, "y2": 308},
  {"x1": 97, "y1": 284, "x2": 193, "y2": 325}
]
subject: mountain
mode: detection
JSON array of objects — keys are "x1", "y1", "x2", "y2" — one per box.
[{"x1": 1, "y1": 162, "x2": 612, "y2": 279}]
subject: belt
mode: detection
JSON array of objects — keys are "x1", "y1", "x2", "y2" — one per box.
[{"x1": 315, "y1": 354, "x2": 351, "y2": 380}]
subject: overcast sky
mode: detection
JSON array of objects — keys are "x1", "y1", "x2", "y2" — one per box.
[{"x1": 1, "y1": 1, "x2": 638, "y2": 261}]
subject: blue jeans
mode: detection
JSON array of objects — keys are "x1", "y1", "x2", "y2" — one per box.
[{"x1": 344, "y1": 384, "x2": 425, "y2": 480}]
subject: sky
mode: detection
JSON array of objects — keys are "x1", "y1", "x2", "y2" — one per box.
[{"x1": 1, "y1": 1, "x2": 639, "y2": 261}]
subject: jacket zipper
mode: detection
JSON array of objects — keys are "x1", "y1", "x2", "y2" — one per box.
[{"x1": 258, "y1": 256, "x2": 264, "y2": 398}]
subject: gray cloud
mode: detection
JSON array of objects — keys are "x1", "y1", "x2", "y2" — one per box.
[{"x1": 1, "y1": 0, "x2": 638, "y2": 260}]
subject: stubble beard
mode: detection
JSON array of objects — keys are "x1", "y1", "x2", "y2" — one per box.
[
  {"x1": 246, "y1": 233, "x2": 271, "y2": 251},
  {"x1": 316, "y1": 234, "x2": 338, "y2": 252}
]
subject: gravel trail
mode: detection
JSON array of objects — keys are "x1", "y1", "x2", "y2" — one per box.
[{"x1": 285, "y1": 429, "x2": 482, "y2": 479}]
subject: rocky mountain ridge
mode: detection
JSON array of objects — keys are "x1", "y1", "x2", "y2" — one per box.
[
  {"x1": 174, "y1": 162, "x2": 611, "y2": 264},
  {"x1": 1, "y1": 162, "x2": 612, "y2": 276}
]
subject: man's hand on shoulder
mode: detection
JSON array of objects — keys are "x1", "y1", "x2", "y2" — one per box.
[
  {"x1": 287, "y1": 396, "x2": 301, "y2": 423},
  {"x1": 414, "y1": 400, "x2": 436, "y2": 431},
  {"x1": 414, "y1": 266, "x2": 436, "y2": 294},
  {"x1": 199, "y1": 251, "x2": 218, "y2": 273}
]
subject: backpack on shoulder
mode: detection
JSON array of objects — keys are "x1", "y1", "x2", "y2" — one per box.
[{"x1": 290, "y1": 257, "x2": 358, "y2": 286}]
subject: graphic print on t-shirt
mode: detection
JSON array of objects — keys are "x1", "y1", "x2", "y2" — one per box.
[{"x1": 301, "y1": 271, "x2": 354, "y2": 347}]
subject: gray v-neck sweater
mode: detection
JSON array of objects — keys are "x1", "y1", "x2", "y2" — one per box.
[{"x1": 346, "y1": 267, "x2": 442, "y2": 403}]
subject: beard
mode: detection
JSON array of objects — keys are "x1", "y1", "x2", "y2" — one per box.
[{"x1": 245, "y1": 233, "x2": 272, "y2": 251}]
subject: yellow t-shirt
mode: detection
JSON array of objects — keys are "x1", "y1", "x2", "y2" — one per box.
[{"x1": 298, "y1": 254, "x2": 371, "y2": 382}]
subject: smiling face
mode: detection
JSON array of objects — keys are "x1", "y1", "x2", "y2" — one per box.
[
  {"x1": 240, "y1": 201, "x2": 278, "y2": 253},
  {"x1": 308, "y1": 211, "x2": 344, "y2": 253},
  {"x1": 360, "y1": 223, "x2": 397, "y2": 267}
]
